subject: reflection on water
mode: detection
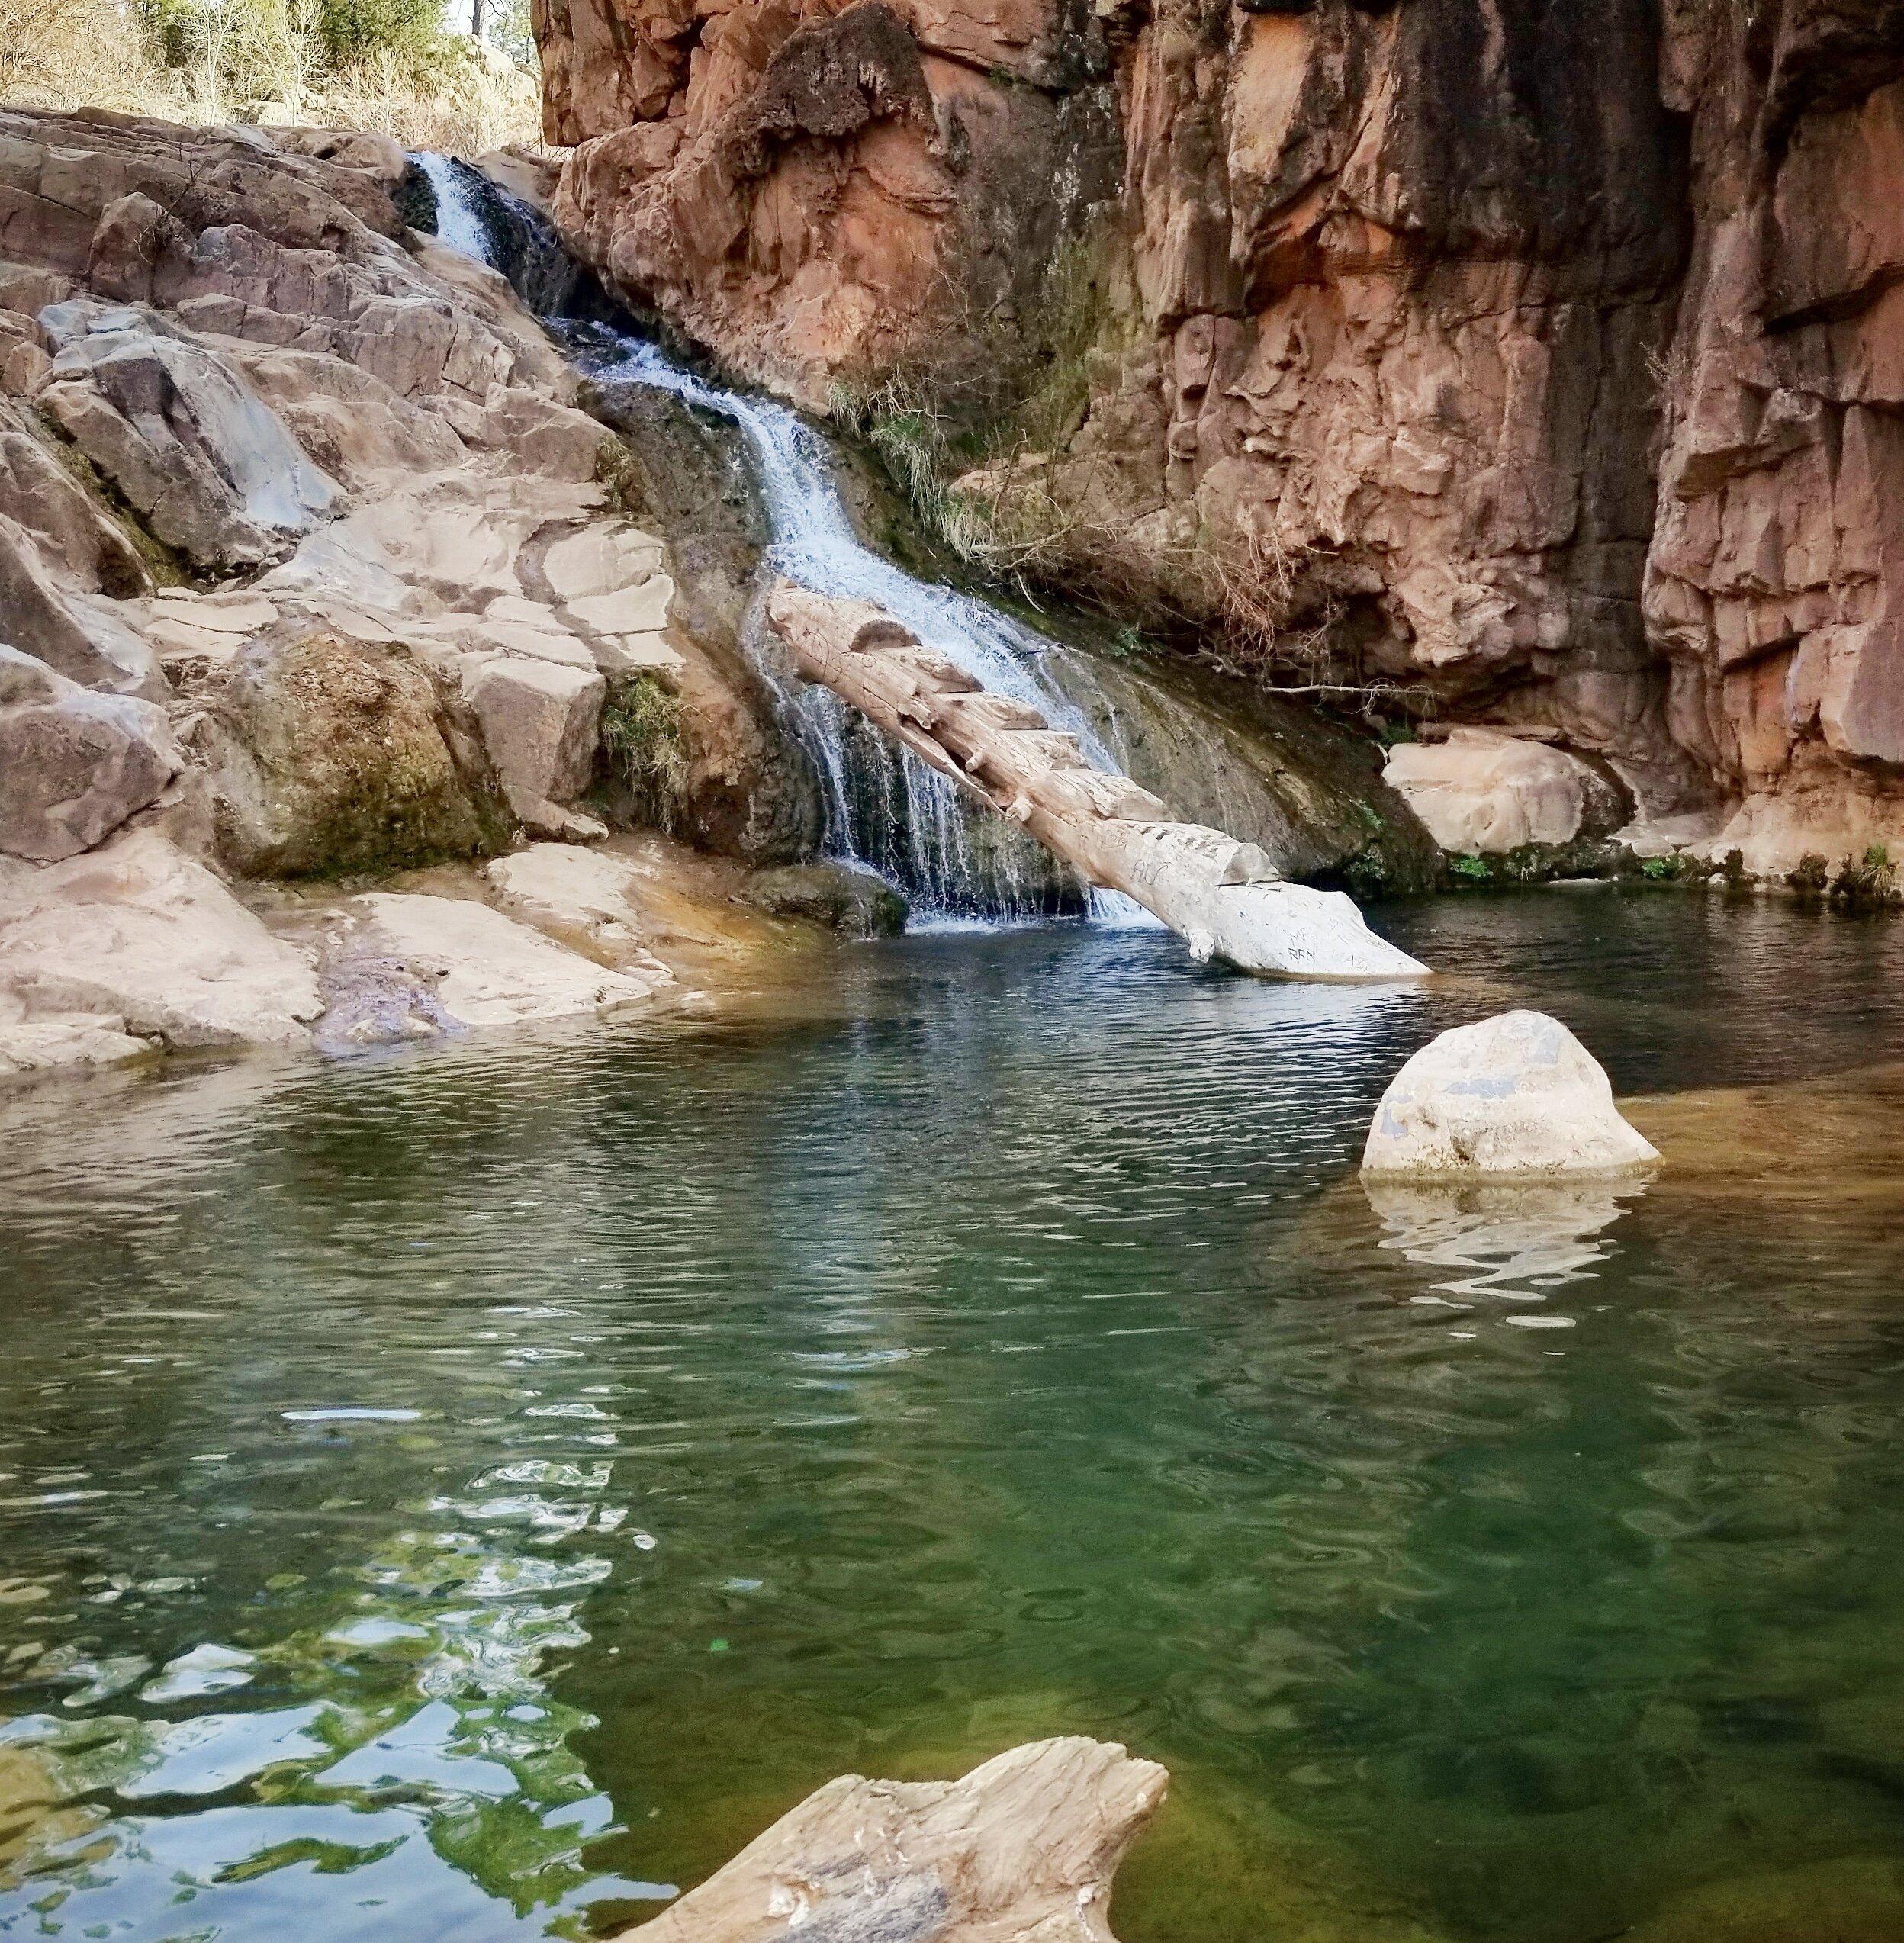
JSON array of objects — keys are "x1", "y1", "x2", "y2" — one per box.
[
  {"x1": 1364, "y1": 1179, "x2": 1648, "y2": 1327},
  {"x1": 2, "y1": 895, "x2": 1904, "y2": 1943}
]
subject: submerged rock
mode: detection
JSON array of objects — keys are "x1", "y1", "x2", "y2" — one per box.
[
  {"x1": 737, "y1": 861, "x2": 908, "y2": 938},
  {"x1": 625, "y1": 1737, "x2": 1167, "y2": 1943},
  {"x1": 1362, "y1": 1011, "x2": 1661, "y2": 1179}
]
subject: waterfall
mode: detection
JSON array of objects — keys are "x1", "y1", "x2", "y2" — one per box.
[{"x1": 413, "y1": 151, "x2": 1157, "y2": 927}]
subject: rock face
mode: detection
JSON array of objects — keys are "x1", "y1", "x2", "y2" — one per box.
[
  {"x1": 1362, "y1": 1011, "x2": 1662, "y2": 1179},
  {"x1": 40, "y1": 304, "x2": 339, "y2": 571},
  {"x1": 1645, "y1": 2, "x2": 1904, "y2": 873},
  {"x1": 0, "y1": 645, "x2": 180, "y2": 863},
  {"x1": 768, "y1": 581, "x2": 1428, "y2": 977},
  {"x1": 536, "y1": 0, "x2": 1904, "y2": 875},
  {"x1": 1383, "y1": 729, "x2": 1629, "y2": 857},
  {"x1": 0, "y1": 832, "x2": 323, "y2": 1054},
  {"x1": 0, "y1": 108, "x2": 795, "y2": 1080},
  {"x1": 623, "y1": 1737, "x2": 1168, "y2": 1943}
]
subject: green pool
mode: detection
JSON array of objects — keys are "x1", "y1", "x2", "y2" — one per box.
[{"x1": 4, "y1": 893, "x2": 1904, "y2": 1943}]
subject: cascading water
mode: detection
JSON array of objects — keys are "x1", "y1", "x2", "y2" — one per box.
[{"x1": 413, "y1": 151, "x2": 1156, "y2": 925}]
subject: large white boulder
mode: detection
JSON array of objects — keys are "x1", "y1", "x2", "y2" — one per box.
[
  {"x1": 1383, "y1": 728, "x2": 1626, "y2": 854},
  {"x1": 0, "y1": 645, "x2": 181, "y2": 861},
  {"x1": 1362, "y1": 1010, "x2": 1660, "y2": 1178}
]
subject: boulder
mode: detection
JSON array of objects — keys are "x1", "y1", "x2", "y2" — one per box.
[
  {"x1": 38, "y1": 304, "x2": 338, "y2": 571},
  {"x1": 0, "y1": 830, "x2": 321, "y2": 1050},
  {"x1": 198, "y1": 635, "x2": 500, "y2": 877},
  {"x1": 1381, "y1": 729, "x2": 1629, "y2": 856},
  {"x1": 737, "y1": 861, "x2": 908, "y2": 937},
  {"x1": 1362, "y1": 1011, "x2": 1661, "y2": 1179},
  {"x1": 464, "y1": 655, "x2": 607, "y2": 836},
  {"x1": 0, "y1": 992, "x2": 151, "y2": 1079},
  {"x1": 0, "y1": 645, "x2": 181, "y2": 862},
  {"x1": 0, "y1": 518, "x2": 165, "y2": 696},
  {"x1": 623, "y1": 1738, "x2": 1168, "y2": 1943}
]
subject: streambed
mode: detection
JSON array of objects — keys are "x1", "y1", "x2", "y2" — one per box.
[{"x1": 3, "y1": 892, "x2": 1904, "y2": 1943}]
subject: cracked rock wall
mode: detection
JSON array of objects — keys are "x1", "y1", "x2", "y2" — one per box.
[{"x1": 536, "y1": 0, "x2": 1904, "y2": 860}]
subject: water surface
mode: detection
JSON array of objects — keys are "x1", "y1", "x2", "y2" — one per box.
[{"x1": 4, "y1": 893, "x2": 1904, "y2": 1943}]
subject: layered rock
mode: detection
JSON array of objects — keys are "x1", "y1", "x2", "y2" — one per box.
[
  {"x1": 1645, "y1": 0, "x2": 1904, "y2": 872},
  {"x1": 535, "y1": 0, "x2": 1904, "y2": 875},
  {"x1": 542, "y1": 0, "x2": 1118, "y2": 393},
  {"x1": 0, "y1": 108, "x2": 821, "y2": 1080}
]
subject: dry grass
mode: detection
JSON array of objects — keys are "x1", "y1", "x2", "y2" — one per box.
[{"x1": 0, "y1": 0, "x2": 543, "y2": 152}]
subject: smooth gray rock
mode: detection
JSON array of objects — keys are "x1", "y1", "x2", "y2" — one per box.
[
  {"x1": 0, "y1": 516, "x2": 164, "y2": 695},
  {"x1": 39, "y1": 303, "x2": 337, "y2": 570},
  {"x1": 0, "y1": 645, "x2": 180, "y2": 861}
]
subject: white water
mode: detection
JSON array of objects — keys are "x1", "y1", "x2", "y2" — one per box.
[
  {"x1": 414, "y1": 151, "x2": 489, "y2": 261},
  {"x1": 418, "y1": 152, "x2": 1156, "y2": 925}
]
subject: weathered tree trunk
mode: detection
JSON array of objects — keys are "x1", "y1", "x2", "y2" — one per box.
[
  {"x1": 622, "y1": 1738, "x2": 1168, "y2": 1943},
  {"x1": 767, "y1": 584, "x2": 1430, "y2": 980}
]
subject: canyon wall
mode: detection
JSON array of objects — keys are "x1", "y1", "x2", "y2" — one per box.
[{"x1": 536, "y1": 0, "x2": 1904, "y2": 869}]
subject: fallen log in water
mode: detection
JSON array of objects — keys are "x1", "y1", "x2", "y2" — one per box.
[
  {"x1": 622, "y1": 1737, "x2": 1168, "y2": 1943},
  {"x1": 767, "y1": 584, "x2": 1431, "y2": 980}
]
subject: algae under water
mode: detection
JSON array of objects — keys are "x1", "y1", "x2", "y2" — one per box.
[{"x1": 3, "y1": 893, "x2": 1904, "y2": 1943}]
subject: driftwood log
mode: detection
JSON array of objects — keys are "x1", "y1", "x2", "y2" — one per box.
[{"x1": 767, "y1": 584, "x2": 1430, "y2": 980}]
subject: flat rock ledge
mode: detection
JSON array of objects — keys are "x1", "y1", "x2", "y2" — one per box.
[
  {"x1": 624, "y1": 1736, "x2": 1167, "y2": 1943},
  {"x1": 767, "y1": 584, "x2": 1427, "y2": 982},
  {"x1": 1362, "y1": 1010, "x2": 1661, "y2": 1179}
]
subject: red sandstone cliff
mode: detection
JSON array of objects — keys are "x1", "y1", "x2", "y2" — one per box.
[{"x1": 534, "y1": 0, "x2": 1904, "y2": 871}]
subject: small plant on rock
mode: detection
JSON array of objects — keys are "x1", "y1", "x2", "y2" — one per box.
[{"x1": 600, "y1": 674, "x2": 691, "y2": 830}]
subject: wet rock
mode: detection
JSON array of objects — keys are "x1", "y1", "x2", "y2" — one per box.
[
  {"x1": 195, "y1": 635, "x2": 503, "y2": 878},
  {"x1": 623, "y1": 1737, "x2": 1167, "y2": 1943},
  {"x1": 39, "y1": 304, "x2": 338, "y2": 571},
  {"x1": 0, "y1": 830, "x2": 321, "y2": 1053},
  {"x1": 483, "y1": 842, "x2": 677, "y2": 976},
  {"x1": 323, "y1": 891, "x2": 669, "y2": 1039},
  {"x1": 1382, "y1": 729, "x2": 1629, "y2": 856},
  {"x1": 1362, "y1": 1011, "x2": 1660, "y2": 1179},
  {"x1": 0, "y1": 645, "x2": 181, "y2": 862},
  {"x1": 738, "y1": 861, "x2": 908, "y2": 937}
]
